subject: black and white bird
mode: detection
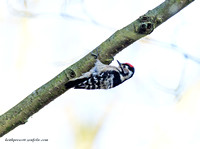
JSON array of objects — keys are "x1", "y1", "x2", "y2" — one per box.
[{"x1": 65, "y1": 58, "x2": 135, "y2": 90}]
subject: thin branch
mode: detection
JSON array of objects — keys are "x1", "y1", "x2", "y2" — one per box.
[
  {"x1": 144, "y1": 38, "x2": 200, "y2": 64},
  {"x1": 0, "y1": 0, "x2": 194, "y2": 137}
]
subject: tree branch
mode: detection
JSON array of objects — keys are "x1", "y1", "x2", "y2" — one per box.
[{"x1": 0, "y1": 0, "x2": 194, "y2": 137}]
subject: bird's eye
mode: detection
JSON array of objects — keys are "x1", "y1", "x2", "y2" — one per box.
[{"x1": 123, "y1": 65, "x2": 127, "y2": 69}]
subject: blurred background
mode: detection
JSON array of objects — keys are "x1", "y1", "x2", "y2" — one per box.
[{"x1": 0, "y1": 0, "x2": 200, "y2": 148}]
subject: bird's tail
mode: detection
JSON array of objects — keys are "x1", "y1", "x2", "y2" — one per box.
[{"x1": 65, "y1": 78, "x2": 88, "y2": 89}]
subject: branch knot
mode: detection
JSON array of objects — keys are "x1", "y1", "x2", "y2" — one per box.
[{"x1": 136, "y1": 15, "x2": 154, "y2": 34}]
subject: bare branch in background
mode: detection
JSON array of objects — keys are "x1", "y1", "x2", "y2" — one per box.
[
  {"x1": 143, "y1": 37, "x2": 200, "y2": 98},
  {"x1": 144, "y1": 38, "x2": 200, "y2": 63}
]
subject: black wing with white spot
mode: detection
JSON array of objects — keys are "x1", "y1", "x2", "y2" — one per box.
[{"x1": 72, "y1": 70, "x2": 121, "y2": 89}]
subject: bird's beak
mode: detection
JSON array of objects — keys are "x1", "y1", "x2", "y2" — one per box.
[
  {"x1": 117, "y1": 60, "x2": 121, "y2": 66},
  {"x1": 117, "y1": 60, "x2": 124, "y2": 74}
]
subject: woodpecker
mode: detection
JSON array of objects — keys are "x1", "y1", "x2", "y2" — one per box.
[{"x1": 65, "y1": 54, "x2": 135, "y2": 90}]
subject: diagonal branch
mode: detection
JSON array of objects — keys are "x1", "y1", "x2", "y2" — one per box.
[{"x1": 0, "y1": 0, "x2": 194, "y2": 137}]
